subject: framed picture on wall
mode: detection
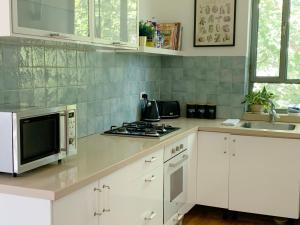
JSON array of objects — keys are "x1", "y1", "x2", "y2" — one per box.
[{"x1": 194, "y1": 0, "x2": 236, "y2": 47}]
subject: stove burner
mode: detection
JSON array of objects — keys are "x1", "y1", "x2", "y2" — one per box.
[{"x1": 104, "y1": 121, "x2": 180, "y2": 138}]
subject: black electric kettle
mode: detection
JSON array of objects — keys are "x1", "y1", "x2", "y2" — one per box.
[{"x1": 141, "y1": 95, "x2": 160, "y2": 122}]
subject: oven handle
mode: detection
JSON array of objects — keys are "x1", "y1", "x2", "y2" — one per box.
[
  {"x1": 59, "y1": 111, "x2": 68, "y2": 153},
  {"x1": 169, "y1": 154, "x2": 189, "y2": 168}
]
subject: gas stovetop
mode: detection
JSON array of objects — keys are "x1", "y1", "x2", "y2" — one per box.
[{"x1": 103, "y1": 121, "x2": 180, "y2": 138}]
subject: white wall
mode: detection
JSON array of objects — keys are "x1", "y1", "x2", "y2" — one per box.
[{"x1": 140, "y1": 0, "x2": 252, "y2": 57}]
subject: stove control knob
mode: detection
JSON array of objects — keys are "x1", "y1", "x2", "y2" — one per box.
[
  {"x1": 176, "y1": 146, "x2": 180, "y2": 152},
  {"x1": 171, "y1": 148, "x2": 176, "y2": 154},
  {"x1": 180, "y1": 144, "x2": 184, "y2": 149}
]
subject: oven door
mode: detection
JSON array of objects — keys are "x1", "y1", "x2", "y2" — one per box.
[
  {"x1": 13, "y1": 108, "x2": 68, "y2": 174},
  {"x1": 164, "y1": 150, "x2": 188, "y2": 223}
]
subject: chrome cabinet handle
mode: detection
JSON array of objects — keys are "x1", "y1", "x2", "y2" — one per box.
[
  {"x1": 144, "y1": 211, "x2": 156, "y2": 220},
  {"x1": 145, "y1": 157, "x2": 157, "y2": 163},
  {"x1": 169, "y1": 154, "x2": 189, "y2": 168},
  {"x1": 145, "y1": 175, "x2": 156, "y2": 182},
  {"x1": 94, "y1": 187, "x2": 101, "y2": 192},
  {"x1": 103, "y1": 208, "x2": 111, "y2": 213},
  {"x1": 94, "y1": 212, "x2": 102, "y2": 216},
  {"x1": 103, "y1": 185, "x2": 110, "y2": 190}
]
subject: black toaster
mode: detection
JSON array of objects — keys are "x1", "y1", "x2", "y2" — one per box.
[{"x1": 157, "y1": 101, "x2": 180, "y2": 119}]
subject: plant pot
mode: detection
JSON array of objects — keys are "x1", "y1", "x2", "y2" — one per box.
[
  {"x1": 146, "y1": 40, "x2": 155, "y2": 47},
  {"x1": 139, "y1": 36, "x2": 147, "y2": 46},
  {"x1": 250, "y1": 104, "x2": 264, "y2": 114}
]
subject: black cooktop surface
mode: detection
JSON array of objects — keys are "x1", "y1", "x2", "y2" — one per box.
[{"x1": 104, "y1": 121, "x2": 180, "y2": 138}]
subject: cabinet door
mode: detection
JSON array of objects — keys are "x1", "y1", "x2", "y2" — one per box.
[
  {"x1": 94, "y1": 0, "x2": 138, "y2": 47},
  {"x1": 53, "y1": 181, "x2": 98, "y2": 225},
  {"x1": 12, "y1": 0, "x2": 90, "y2": 41},
  {"x1": 197, "y1": 131, "x2": 230, "y2": 208},
  {"x1": 229, "y1": 135, "x2": 300, "y2": 219}
]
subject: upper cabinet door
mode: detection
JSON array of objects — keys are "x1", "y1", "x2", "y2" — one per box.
[
  {"x1": 12, "y1": 0, "x2": 91, "y2": 41},
  {"x1": 94, "y1": 0, "x2": 138, "y2": 47}
]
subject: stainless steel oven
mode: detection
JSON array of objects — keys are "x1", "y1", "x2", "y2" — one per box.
[
  {"x1": 0, "y1": 105, "x2": 77, "y2": 175},
  {"x1": 164, "y1": 138, "x2": 189, "y2": 225}
]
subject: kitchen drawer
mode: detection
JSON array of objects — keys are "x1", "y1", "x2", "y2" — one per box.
[
  {"x1": 164, "y1": 137, "x2": 188, "y2": 162},
  {"x1": 105, "y1": 148, "x2": 163, "y2": 182},
  {"x1": 133, "y1": 166, "x2": 164, "y2": 225}
]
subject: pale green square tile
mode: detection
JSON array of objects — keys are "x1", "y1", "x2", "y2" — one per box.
[
  {"x1": 67, "y1": 50, "x2": 76, "y2": 67},
  {"x1": 57, "y1": 68, "x2": 68, "y2": 86},
  {"x1": 33, "y1": 68, "x2": 45, "y2": 88},
  {"x1": 45, "y1": 48, "x2": 57, "y2": 67},
  {"x1": 19, "y1": 89, "x2": 34, "y2": 107},
  {"x1": 32, "y1": 47, "x2": 45, "y2": 67},
  {"x1": 46, "y1": 87, "x2": 57, "y2": 107},
  {"x1": 57, "y1": 49, "x2": 67, "y2": 67},
  {"x1": 33, "y1": 88, "x2": 46, "y2": 107},
  {"x1": 19, "y1": 46, "x2": 32, "y2": 67},
  {"x1": 3, "y1": 90, "x2": 19, "y2": 105},
  {"x1": 45, "y1": 68, "x2": 57, "y2": 87},
  {"x1": 18, "y1": 67, "x2": 33, "y2": 89},
  {"x1": 57, "y1": 87, "x2": 77, "y2": 105},
  {"x1": 77, "y1": 86, "x2": 87, "y2": 103},
  {"x1": 77, "y1": 51, "x2": 86, "y2": 68},
  {"x1": 2, "y1": 69, "x2": 19, "y2": 90},
  {"x1": 2, "y1": 45, "x2": 18, "y2": 67}
]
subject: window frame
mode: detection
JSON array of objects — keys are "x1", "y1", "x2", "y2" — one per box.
[{"x1": 250, "y1": 0, "x2": 300, "y2": 84}]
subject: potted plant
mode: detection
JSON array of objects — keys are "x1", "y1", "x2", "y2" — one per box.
[
  {"x1": 242, "y1": 86, "x2": 275, "y2": 113},
  {"x1": 139, "y1": 21, "x2": 155, "y2": 47}
]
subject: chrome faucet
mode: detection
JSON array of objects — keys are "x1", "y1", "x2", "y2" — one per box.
[{"x1": 269, "y1": 100, "x2": 280, "y2": 123}]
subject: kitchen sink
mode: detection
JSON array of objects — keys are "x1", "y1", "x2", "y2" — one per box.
[{"x1": 241, "y1": 122, "x2": 296, "y2": 131}]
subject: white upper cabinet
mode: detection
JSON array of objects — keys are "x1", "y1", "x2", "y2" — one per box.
[
  {"x1": 12, "y1": 0, "x2": 91, "y2": 41},
  {"x1": 0, "y1": 0, "x2": 138, "y2": 48},
  {"x1": 93, "y1": 0, "x2": 138, "y2": 47}
]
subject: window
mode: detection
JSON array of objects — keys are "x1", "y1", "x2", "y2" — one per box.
[{"x1": 250, "y1": 0, "x2": 300, "y2": 108}]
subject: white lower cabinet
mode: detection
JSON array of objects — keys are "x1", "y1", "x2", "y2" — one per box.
[
  {"x1": 197, "y1": 132, "x2": 230, "y2": 208},
  {"x1": 197, "y1": 131, "x2": 300, "y2": 219},
  {"x1": 229, "y1": 135, "x2": 300, "y2": 218},
  {"x1": 53, "y1": 148, "x2": 164, "y2": 225}
]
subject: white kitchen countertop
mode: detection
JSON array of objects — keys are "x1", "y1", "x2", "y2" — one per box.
[{"x1": 0, "y1": 118, "x2": 300, "y2": 200}]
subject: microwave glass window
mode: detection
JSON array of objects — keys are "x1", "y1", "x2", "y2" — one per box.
[
  {"x1": 170, "y1": 167, "x2": 183, "y2": 202},
  {"x1": 20, "y1": 114, "x2": 60, "y2": 165}
]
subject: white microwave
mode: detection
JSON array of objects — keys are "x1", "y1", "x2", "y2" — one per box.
[{"x1": 0, "y1": 105, "x2": 77, "y2": 176}]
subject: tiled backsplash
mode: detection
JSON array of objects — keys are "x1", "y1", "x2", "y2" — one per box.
[
  {"x1": 0, "y1": 41, "x2": 248, "y2": 138},
  {"x1": 0, "y1": 42, "x2": 161, "y2": 137},
  {"x1": 160, "y1": 56, "x2": 248, "y2": 118}
]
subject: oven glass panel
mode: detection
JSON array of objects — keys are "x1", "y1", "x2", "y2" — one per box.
[
  {"x1": 170, "y1": 166, "x2": 183, "y2": 202},
  {"x1": 20, "y1": 114, "x2": 60, "y2": 165}
]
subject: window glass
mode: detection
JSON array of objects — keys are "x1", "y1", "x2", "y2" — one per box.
[
  {"x1": 253, "y1": 83, "x2": 300, "y2": 108},
  {"x1": 256, "y1": 0, "x2": 283, "y2": 77},
  {"x1": 287, "y1": 0, "x2": 300, "y2": 79}
]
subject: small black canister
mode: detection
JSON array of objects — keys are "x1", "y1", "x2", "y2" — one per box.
[
  {"x1": 196, "y1": 105, "x2": 206, "y2": 118},
  {"x1": 205, "y1": 105, "x2": 217, "y2": 119},
  {"x1": 186, "y1": 104, "x2": 197, "y2": 118}
]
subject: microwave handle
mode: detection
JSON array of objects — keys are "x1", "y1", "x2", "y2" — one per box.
[{"x1": 60, "y1": 112, "x2": 68, "y2": 152}]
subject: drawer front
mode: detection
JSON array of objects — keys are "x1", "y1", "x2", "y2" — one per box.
[
  {"x1": 164, "y1": 137, "x2": 188, "y2": 162},
  {"x1": 134, "y1": 166, "x2": 164, "y2": 225},
  {"x1": 104, "y1": 148, "x2": 163, "y2": 183}
]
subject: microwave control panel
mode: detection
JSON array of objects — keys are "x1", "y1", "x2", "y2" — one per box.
[{"x1": 67, "y1": 110, "x2": 77, "y2": 155}]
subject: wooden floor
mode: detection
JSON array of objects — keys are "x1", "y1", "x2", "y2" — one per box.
[{"x1": 183, "y1": 206, "x2": 300, "y2": 225}]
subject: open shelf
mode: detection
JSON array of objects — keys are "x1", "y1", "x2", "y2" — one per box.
[{"x1": 138, "y1": 46, "x2": 182, "y2": 56}]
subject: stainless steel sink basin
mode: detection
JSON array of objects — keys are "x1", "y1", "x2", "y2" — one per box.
[{"x1": 241, "y1": 122, "x2": 296, "y2": 131}]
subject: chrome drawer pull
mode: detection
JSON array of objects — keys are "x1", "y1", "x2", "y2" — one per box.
[
  {"x1": 94, "y1": 212, "x2": 102, "y2": 216},
  {"x1": 169, "y1": 155, "x2": 189, "y2": 168},
  {"x1": 145, "y1": 157, "x2": 157, "y2": 163},
  {"x1": 103, "y1": 208, "x2": 111, "y2": 213},
  {"x1": 145, "y1": 175, "x2": 156, "y2": 182},
  {"x1": 103, "y1": 185, "x2": 111, "y2": 189},
  {"x1": 94, "y1": 187, "x2": 101, "y2": 192},
  {"x1": 144, "y1": 211, "x2": 156, "y2": 220}
]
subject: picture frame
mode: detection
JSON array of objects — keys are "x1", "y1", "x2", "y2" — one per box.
[{"x1": 194, "y1": 0, "x2": 236, "y2": 47}]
